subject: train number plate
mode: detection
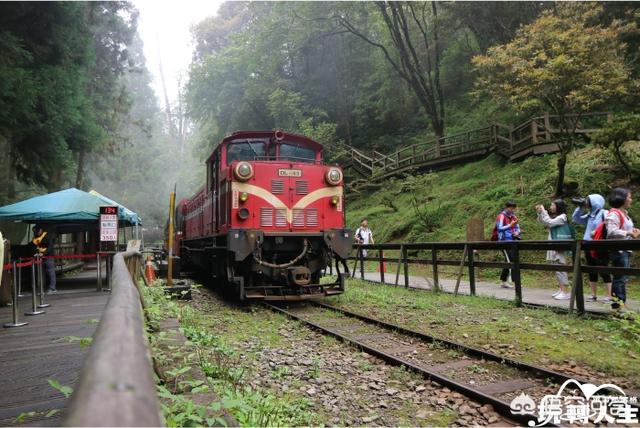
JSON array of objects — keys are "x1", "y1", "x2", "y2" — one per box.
[{"x1": 278, "y1": 169, "x2": 302, "y2": 177}]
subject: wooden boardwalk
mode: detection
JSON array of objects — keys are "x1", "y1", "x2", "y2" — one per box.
[
  {"x1": 348, "y1": 112, "x2": 611, "y2": 180},
  {"x1": 0, "y1": 272, "x2": 108, "y2": 427}
]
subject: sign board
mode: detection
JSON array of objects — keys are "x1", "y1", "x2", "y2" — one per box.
[
  {"x1": 466, "y1": 217, "x2": 485, "y2": 241},
  {"x1": 100, "y1": 206, "x2": 118, "y2": 242}
]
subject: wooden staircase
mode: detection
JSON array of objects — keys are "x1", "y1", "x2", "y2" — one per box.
[{"x1": 347, "y1": 112, "x2": 611, "y2": 181}]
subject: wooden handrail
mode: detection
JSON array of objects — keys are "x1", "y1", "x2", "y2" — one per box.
[
  {"x1": 64, "y1": 251, "x2": 162, "y2": 427},
  {"x1": 347, "y1": 112, "x2": 611, "y2": 179}
]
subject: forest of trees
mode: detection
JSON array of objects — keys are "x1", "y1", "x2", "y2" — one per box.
[
  {"x1": 1, "y1": 2, "x2": 639, "y2": 229},
  {"x1": 187, "y1": 2, "x2": 640, "y2": 192}
]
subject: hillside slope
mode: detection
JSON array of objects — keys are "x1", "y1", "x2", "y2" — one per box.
[{"x1": 345, "y1": 146, "x2": 638, "y2": 244}]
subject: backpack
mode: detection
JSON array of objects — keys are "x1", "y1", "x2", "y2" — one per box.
[
  {"x1": 590, "y1": 208, "x2": 624, "y2": 260},
  {"x1": 551, "y1": 222, "x2": 576, "y2": 256},
  {"x1": 550, "y1": 222, "x2": 576, "y2": 240},
  {"x1": 490, "y1": 225, "x2": 499, "y2": 241}
]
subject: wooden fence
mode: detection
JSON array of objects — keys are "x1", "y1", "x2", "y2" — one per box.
[{"x1": 348, "y1": 239, "x2": 639, "y2": 315}]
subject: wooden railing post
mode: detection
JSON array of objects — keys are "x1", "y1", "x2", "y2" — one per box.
[
  {"x1": 432, "y1": 246, "x2": 439, "y2": 292},
  {"x1": 395, "y1": 246, "x2": 403, "y2": 286},
  {"x1": 512, "y1": 242, "x2": 522, "y2": 307},
  {"x1": 531, "y1": 119, "x2": 538, "y2": 144},
  {"x1": 378, "y1": 247, "x2": 385, "y2": 284},
  {"x1": 351, "y1": 246, "x2": 359, "y2": 278},
  {"x1": 360, "y1": 246, "x2": 365, "y2": 280},
  {"x1": 435, "y1": 138, "x2": 441, "y2": 157},
  {"x1": 570, "y1": 240, "x2": 584, "y2": 314},
  {"x1": 468, "y1": 245, "x2": 476, "y2": 296},
  {"x1": 402, "y1": 246, "x2": 409, "y2": 288}
]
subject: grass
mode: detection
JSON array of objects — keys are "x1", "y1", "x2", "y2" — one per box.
[
  {"x1": 143, "y1": 283, "x2": 320, "y2": 427},
  {"x1": 326, "y1": 279, "x2": 640, "y2": 386}
]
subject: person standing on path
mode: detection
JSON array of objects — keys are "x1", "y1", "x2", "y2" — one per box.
[
  {"x1": 605, "y1": 188, "x2": 640, "y2": 309},
  {"x1": 496, "y1": 201, "x2": 521, "y2": 288},
  {"x1": 537, "y1": 199, "x2": 573, "y2": 300},
  {"x1": 355, "y1": 219, "x2": 374, "y2": 258},
  {"x1": 32, "y1": 225, "x2": 56, "y2": 293},
  {"x1": 571, "y1": 194, "x2": 613, "y2": 302}
]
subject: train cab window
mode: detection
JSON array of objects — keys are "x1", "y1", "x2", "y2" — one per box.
[
  {"x1": 279, "y1": 143, "x2": 316, "y2": 163},
  {"x1": 227, "y1": 140, "x2": 266, "y2": 164}
]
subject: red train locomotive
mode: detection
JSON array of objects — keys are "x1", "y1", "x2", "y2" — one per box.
[{"x1": 176, "y1": 130, "x2": 352, "y2": 300}]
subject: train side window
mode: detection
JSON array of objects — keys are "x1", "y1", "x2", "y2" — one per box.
[{"x1": 227, "y1": 140, "x2": 266, "y2": 164}]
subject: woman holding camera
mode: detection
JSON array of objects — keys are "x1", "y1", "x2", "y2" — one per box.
[
  {"x1": 606, "y1": 188, "x2": 640, "y2": 309},
  {"x1": 571, "y1": 194, "x2": 613, "y2": 303},
  {"x1": 536, "y1": 199, "x2": 573, "y2": 300}
]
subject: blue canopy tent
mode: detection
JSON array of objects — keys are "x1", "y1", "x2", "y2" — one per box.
[{"x1": 0, "y1": 188, "x2": 140, "y2": 224}]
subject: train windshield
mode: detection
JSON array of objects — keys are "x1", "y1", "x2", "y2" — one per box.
[
  {"x1": 279, "y1": 143, "x2": 316, "y2": 163},
  {"x1": 227, "y1": 140, "x2": 267, "y2": 164}
]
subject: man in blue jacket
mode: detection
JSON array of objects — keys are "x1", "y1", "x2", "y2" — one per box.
[
  {"x1": 572, "y1": 194, "x2": 612, "y2": 302},
  {"x1": 496, "y1": 201, "x2": 521, "y2": 288}
]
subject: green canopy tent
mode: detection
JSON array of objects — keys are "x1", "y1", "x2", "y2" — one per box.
[{"x1": 0, "y1": 187, "x2": 141, "y2": 240}]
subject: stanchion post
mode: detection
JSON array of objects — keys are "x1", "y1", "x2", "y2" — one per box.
[
  {"x1": 25, "y1": 260, "x2": 45, "y2": 316},
  {"x1": 17, "y1": 261, "x2": 23, "y2": 297},
  {"x1": 360, "y1": 246, "x2": 365, "y2": 280},
  {"x1": 37, "y1": 255, "x2": 50, "y2": 308},
  {"x1": 4, "y1": 262, "x2": 28, "y2": 328}
]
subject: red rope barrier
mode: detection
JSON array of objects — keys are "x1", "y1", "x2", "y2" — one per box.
[{"x1": 2, "y1": 253, "x2": 99, "y2": 271}]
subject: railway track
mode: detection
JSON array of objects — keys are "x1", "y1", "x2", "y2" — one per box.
[{"x1": 266, "y1": 300, "x2": 591, "y2": 426}]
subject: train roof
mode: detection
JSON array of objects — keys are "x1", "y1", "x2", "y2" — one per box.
[{"x1": 207, "y1": 130, "x2": 323, "y2": 163}]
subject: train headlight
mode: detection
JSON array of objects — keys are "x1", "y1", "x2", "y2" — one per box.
[
  {"x1": 325, "y1": 167, "x2": 343, "y2": 186},
  {"x1": 237, "y1": 208, "x2": 250, "y2": 220},
  {"x1": 240, "y1": 192, "x2": 249, "y2": 202},
  {"x1": 331, "y1": 196, "x2": 339, "y2": 205},
  {"x1": 234, "y1": 162, "x2": 254, "y2": 181}
]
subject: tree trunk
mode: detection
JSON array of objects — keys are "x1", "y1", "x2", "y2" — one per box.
[
  {"x1": 75, "y1": 148, "x2": 86, "y2": 189},
  {"x1": 2, "y1": 140, "x2": 16, "y2": 204},
  {"x1": 555, "y1": 151, "x2": 567, "y2": 197},
  {"x1": 613, "y1": 143, "x2": 632, "y2": 179}
]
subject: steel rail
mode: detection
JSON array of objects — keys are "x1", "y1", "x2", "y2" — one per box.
[
  {"x1": 265, "y1": 303, "x2": 539, "y2": 427},
  {"x1": 305, "y1": 301, "x2": 638, "y2": 413},
  {"x1": 310, "y1": 301, "x2": 578, "y2": 385}
]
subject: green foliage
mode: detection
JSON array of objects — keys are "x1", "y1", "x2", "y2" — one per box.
[
  {"x1": 62, "y1": 335, "x2": 93, "y2": 349},
  {"x1": 48, "y1": 379, "x2": 73, "y2": 398},
  {"x1": 0, "y1": 2, "x2": 137, "y2": 196},
  {"x1": 474, "y1": 3, "x2": 635, "y2": 115},
  {"x1": 591, "y1": 113, "x2": 640, "y2": 180}
]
